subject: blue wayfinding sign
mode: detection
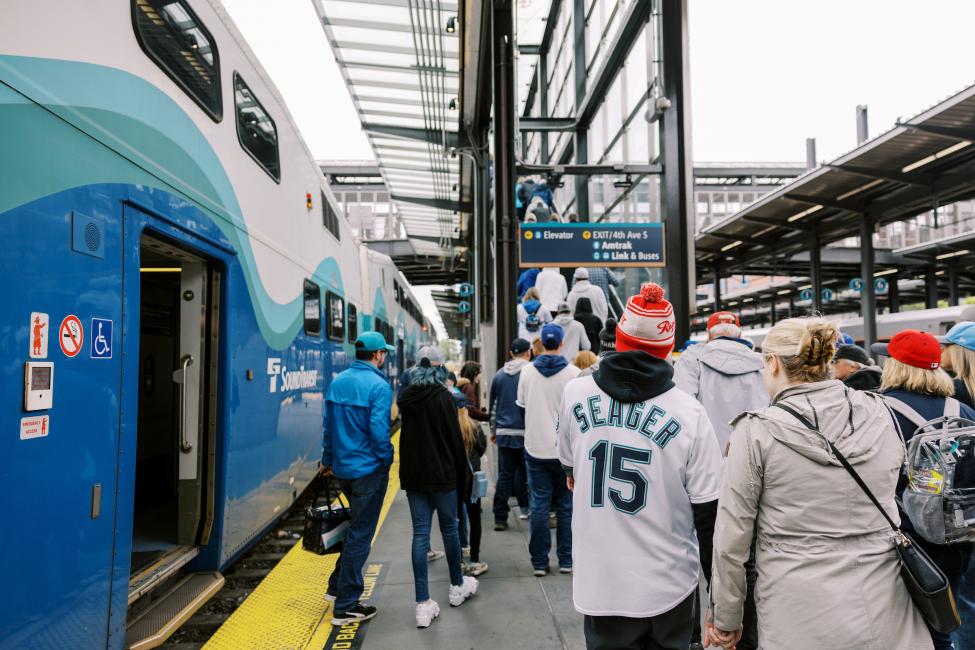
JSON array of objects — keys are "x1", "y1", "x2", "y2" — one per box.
[
  {"x1": 457, "y1": 301, "x2": 471, "y2": 314},
  {"x1": 518, "y1": 222, "x2": 665, "y2": 268},
  {"x1": 875, "y1": 277, "x2": 889, "y2": 294},
  {"x1": 850, "y1": 278, "x2": 864, "y2": 291}
]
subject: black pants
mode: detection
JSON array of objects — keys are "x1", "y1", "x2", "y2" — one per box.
[
  {"x1": 690, "y1": 543, "x2": 758, "y2": 650},
  {"x1": 493, "y1": 446, "x2": 529, "y2": 522},
  {"x1": 464, "y1": 498, "x2": 482, "y2": 562},
  {"x1": 584, "y1": 591, "x2": 696, "y2": 650}
]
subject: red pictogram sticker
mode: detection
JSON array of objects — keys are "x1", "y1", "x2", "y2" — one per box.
[{"x1": 59, "y1": 315, "x2": 84, "y2": 357}]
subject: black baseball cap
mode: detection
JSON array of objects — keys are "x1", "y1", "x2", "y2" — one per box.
[
  {"x1": 510, "y1": 337, "x2": 531, "y2": 354},
  {"x1": 833, "y1": 344, "x2": 869, "y2": 365}
]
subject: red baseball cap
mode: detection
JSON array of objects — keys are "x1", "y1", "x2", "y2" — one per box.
[
  {"x1": 707, "y1": 311, "x2": 740, "y2": 330},
  {"x1": 870, "y1": 330, "x2": 941, "y2": 369}
]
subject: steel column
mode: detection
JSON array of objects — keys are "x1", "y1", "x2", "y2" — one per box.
[
  {"x1": 712, "y1": 267, "x2": 722, "y2": 312},
  {"x1": 860, "y1": 214, "x2": 877, "y2": 350},
  {"x1": 539, "y1": 52, "x2": 549, "y2": 162},
  {"x1": 492, "y1": 0, "x2": 517, "y2": 367},
  {"x1": 949, "y1": 267, "x2": 960, "y2": 306},
  {"x1": 572, "y1": 0, "x2": 589, "y2": 218},
  {"x1": 660, "y1": 0, "x2": 694, "y2": 345},
  {"x1": 770, "y1": 296, "x2": 777, "y2": 326},
  {"x1": 888, "y1": 273, "x2": 900, "y2": 313},
  {"x1": 925, "y1": 266, "x2": 939, "y2": 309},
  {"x1": 809, "y1": 226, "x2": 823, "y2": 312}
]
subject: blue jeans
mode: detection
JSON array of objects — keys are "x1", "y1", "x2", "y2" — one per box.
[
  {"x1": 493, "y1": 446, "x2": 529, "y2": 522},
  {"x1": 952, "y1": 555, "x2": 975, "y2": 649},
  {"x1": 406, "y1": 490, "x2": 465, "y2": 602},
  {"x1": 326, "y1": 466, "x2": 390, "y2": 612},
  {"x1": 526, "y1": 454, "x2": 572, "y2": 570}
]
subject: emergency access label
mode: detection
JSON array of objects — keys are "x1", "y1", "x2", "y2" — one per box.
[
  {"x1": 20, "y1": 415, "x2": 49, "y2": 440},
  {"x1": 519, "y1": 222, "x2": 666, "y2": 268}
]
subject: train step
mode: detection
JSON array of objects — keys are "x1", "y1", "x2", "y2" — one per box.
[{"x1": 125, "y1": 572, "x2": 224, "y2": 650}]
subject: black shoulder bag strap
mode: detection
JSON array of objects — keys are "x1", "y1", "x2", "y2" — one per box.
[{"x1": 773, "y1": 401, "x2": 899, "y2": 532}]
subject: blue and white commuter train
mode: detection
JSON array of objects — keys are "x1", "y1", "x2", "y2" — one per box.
[{"x1": 0, "y1": 2, "x2": 432, "y2": 647}]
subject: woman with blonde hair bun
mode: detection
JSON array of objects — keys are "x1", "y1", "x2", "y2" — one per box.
[{"x1": 707, "y1": 318, "x2": 933, "y2": 650}]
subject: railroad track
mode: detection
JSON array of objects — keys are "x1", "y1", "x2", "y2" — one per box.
[{"x1": 159, "y1": 483, "x2": 320, "y2": 649}]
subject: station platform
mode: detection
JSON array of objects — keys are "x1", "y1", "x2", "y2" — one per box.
[{"x1": 202, "y1": 435, "x2": 586, "y2": 650}]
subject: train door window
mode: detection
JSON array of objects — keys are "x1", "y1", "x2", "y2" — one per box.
[
  {"x1": 347, "y1": 303, "x2": 358, "y2": 342},
  {"x1": 132, "y1": 0, "x2": 222, "y2": 120},
  {"x1": 326, "y1": 292, "x2": 345, "y2": 342},
  {"x1": 234, "y1": 73, "x2": 280, "y2": 181},
  {"x1": 303, "y1": 280, "x2": 321, "y2": 336},
  {"x1": 322, "y1": 191, "x2": 341, "y2": 241}
]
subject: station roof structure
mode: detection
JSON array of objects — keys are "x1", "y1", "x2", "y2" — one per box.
[
  {"x1": 313, "y1": 0, "x2": 467, "y2": 285},
  {"x1": 697, "y1": 83, "x2": 975, "y2": 279}
]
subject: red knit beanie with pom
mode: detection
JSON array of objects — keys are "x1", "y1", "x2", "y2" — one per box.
[{"x1": 615, "y1": 282, "x2": 676, "y2": 359}]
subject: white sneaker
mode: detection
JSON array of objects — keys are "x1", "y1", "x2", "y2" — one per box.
[
  {"x1": 467, "y1": 561, "x2": 489, "y2": 577},
  {"x1": 427, "y1": 549, "x2": 444, "y2": 562},
  {"x1": 559, "y1": 566, "x2": 573, "y2": 574},
  {"x1": 518, "y1": 513, "x2": 529, "y2": 520},
  {"x1": 415, "y1": 599, "x2": 440, "y2": 628},
  {"x1": 448, "y1": 576, "x2": 478, "y2": 607}
]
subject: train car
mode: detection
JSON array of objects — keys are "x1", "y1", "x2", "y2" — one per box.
[
  {"x1": 0, "y1": 2, "x2": 431, "y2": 647},
  {"x1": 741, "y1": 305, "x2": 975, "y2": 350}
]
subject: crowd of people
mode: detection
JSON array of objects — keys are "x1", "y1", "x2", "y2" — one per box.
[{"x1": 319, "y1": 280, "x2": 975, "y2": 649}]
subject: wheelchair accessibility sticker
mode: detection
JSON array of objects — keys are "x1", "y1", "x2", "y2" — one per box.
[{"x1": 90, "y1": 318, "x2": 113, "y2": 359}]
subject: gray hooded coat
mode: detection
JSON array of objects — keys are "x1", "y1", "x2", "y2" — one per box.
[
  {"x1": 673, "y1": 338, "x2": 768, "y2": 451},
  {"x1": 711, "y1": 380, "x2": 932, "y2": 650}
]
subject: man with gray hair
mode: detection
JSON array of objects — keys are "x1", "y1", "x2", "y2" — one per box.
[
  {"x1": 673, "y1": 311, "x2": 764, "y2": 650},
  {"x1": 398, "y1": 345, "x2": 443, "y2": 398},
  {"x1": 830, "y1": 343, "x2": 882, "y2": 391}
]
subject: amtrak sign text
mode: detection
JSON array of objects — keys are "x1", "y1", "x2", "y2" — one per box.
[{"x1": 518, "y1": 222, "x2": 665, "y2": 268}]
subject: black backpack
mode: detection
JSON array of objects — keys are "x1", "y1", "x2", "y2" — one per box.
[
  {"x1": 525, "y1": 303, "x2": 541, "y2": 333},
  {"x1": 518, "y1": 182, "x2": 534, "y2": 206}
]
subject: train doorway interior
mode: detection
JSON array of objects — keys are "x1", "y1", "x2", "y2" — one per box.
[{"x1": 127, "y1": 235, "x2": 216, "y2": 602}]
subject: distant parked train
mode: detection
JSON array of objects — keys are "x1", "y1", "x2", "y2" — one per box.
[
  {"x1": 1, "y1": 2, "x2": 432, "y2": 647},
  {"x1": 738, "y1": 306, "x2": 975, "y2": 350}
]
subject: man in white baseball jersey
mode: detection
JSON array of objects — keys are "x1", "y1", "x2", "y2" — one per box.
[{"x1": 557, "y1": 283, "x2": 722, "y2": 650}]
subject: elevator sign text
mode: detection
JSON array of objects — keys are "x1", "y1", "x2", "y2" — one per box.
[{"x1": 518, "y1": 222, "x2": 665, "y2": 268}]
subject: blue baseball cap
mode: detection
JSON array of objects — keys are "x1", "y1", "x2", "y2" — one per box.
[
  {"x1": 938, "y1": 321, "x2": 975, "y2": 352},
  {"x1": 541, "y1": 322, "x2": 564, "y2": 348},
  {"x1": 355, "y1": 330, "x2": 395, "y2": 352},
  {"x1": 839, "y1": 332, "x2": 855, "y2": 346}
]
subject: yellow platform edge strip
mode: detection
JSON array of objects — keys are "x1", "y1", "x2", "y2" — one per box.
[{"x1": 204, "y1": 430, "x2": 401, "y2": 650}]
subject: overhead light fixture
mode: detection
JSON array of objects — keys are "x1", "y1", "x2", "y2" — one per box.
[
  {"x1": 836, "y1": 179, "x2": 883, "y2": 201},
  {"x1": 937, "y1": 270, "x2": 946, "y2": 276},
  {"x1": 448, "y1": 97, "x2": 457, "y2": 111},
  {"x1": 727, "y1": 301, "x2": 739, "y2": 307},
  {"x1": 902, "y1": 140, "x2": 972, "y2": 173},
  {"x1": 798, "y1": 284, "x2": 812, "y2": 290},
  {"x1": 720, "y1": 240, "x2": 742, "y2": 252},
  {"x1": 445, "y1": 16, "x2": 456, "y2": 33},
  {"x1": 140, "y1": 267, "x2": 181, "y2": 273},
  {"x1": 936, "y1": 249, "x2": 969, "y2": 260},
  {"x1": 787, "y1": 205, "x2": 823, "y2": 223},
  {"x1": 874, "y1": 268, "x2": 898, "y2": 277},
  {"x1": 777, "y1": 289, "x2": 792, "y2": 295},
  {"x1": 743, "y1": 297, "x2": 754, "y2": 303}
]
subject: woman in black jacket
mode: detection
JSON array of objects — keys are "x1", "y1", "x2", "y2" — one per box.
[
  {"x1": 397, "y1": 361, "x2": 479, "y2": 628},
  {"x1": 573, "y1": 297, "x2": 602, "y2": 355}
]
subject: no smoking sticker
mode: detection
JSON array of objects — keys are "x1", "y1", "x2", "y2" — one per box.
[{"x1": 59, "y1": 315, "x2": 84, "y2": 358}]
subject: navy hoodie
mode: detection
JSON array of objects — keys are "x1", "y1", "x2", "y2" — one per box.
[{"x1": 489, "y1": 357, "x2": 529, "y2": 448}]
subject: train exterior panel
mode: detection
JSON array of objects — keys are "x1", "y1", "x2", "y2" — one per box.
[{"x1": 0, "y1": 1, "x2": 431, "y2": 647}]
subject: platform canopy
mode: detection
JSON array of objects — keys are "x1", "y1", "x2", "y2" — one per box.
[
  {"x1": 697, "y1": 83, "x2": 975, "y2": 278},
  {"x1": 313, "y1": 0, "x2": 466, "y2": 271}
]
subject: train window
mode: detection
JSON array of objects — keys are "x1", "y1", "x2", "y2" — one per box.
[
  {"x1": 347, "y1": 303, "x2": 358, "y2": 342},
  {"x1": 322, "y1": 191, "x2": 341, "y2": 241},
  {"x1": 132, "y1": 0, "x2": 222, "y2": 120},
  {"x1": 234, "y1": 73, "x2": 280, "y2": 182},
  {"x1": 303, "y1": 280, "x2": 321, "y2": 336},
  {"x1": 326, "y1": 292, "x2": 345, "y2": 342}
]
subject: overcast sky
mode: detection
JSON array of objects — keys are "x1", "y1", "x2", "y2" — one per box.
[{"x1": 224, "y1": 0, "x2": 975, "y2": 165}]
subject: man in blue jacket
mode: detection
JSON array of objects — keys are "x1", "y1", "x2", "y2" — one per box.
[
  {"x1": 322, "y1": 331, "x2": 395, "y2": 625},
  {"x1": 489, "y1": 338, "x2": 532, "y2": 530}
]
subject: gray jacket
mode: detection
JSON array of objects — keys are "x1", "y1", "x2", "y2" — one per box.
[
  {"x1": 711, "y1": 381, "x2": 932, "y2": 649},
  {"x1": 673, "y1": 338, "x2": 768, "y2": 451}
]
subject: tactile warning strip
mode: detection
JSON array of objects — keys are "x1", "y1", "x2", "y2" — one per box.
[{"x1": 203, "y1": 430, "x2": 401, "y2": 650}]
